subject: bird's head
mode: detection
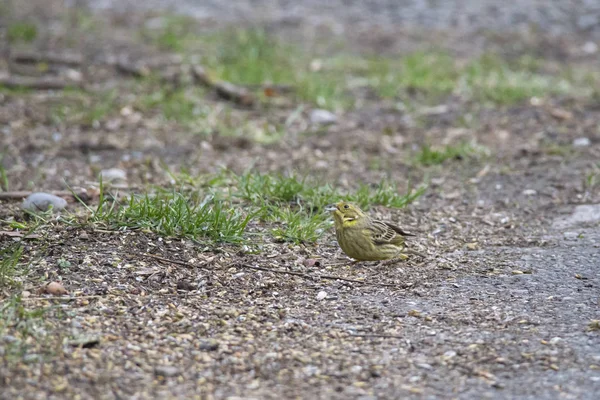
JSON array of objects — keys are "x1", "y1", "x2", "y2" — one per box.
[{"x1": 325, "y1": 201, "x2": 366, "y2": 226}]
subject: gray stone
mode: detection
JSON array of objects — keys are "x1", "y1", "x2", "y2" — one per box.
[
  {"x1": 310, "y1": 109, "x2": 337, "y2": 125},
  {"x1": 154, "y1": 365, "x2": 180, "y2": 377},
  {"x1": 100, "y1": 168, "x2": 127, "y2": 182},
  {"x1": 573, "y1": 137, "x2": 591, "y2": 147},
  {"x1": 22, "y1": 192, "x2": 68, "y2": 213}
]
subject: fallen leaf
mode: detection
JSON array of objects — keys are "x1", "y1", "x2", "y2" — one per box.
[{"x1": 549, "y1": 108, "x2": 573, "y2": 120}]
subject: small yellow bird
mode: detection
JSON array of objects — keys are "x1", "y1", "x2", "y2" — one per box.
[{"x1": 325, "y1": 201, "x2": 414, "y2": 262}]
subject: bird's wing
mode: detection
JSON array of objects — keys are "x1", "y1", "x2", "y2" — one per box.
[
  {"x1": 366, "y1": 219, "x2": 410, "y2": 246},
  {"x1": 384, "y1": 221, "x2": 415, "y2": 237}
]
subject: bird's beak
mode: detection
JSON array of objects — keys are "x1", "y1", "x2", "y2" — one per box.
[{"x1": 324, "y1": 204, "x2": 338, "y2": 212}]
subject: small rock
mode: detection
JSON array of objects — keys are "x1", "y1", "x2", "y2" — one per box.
[
  {"x1": 416, "y1": 363, "x2": 433, "y2": 370},
  {"x1": 21, "y1": 290, "x2": 31, "y2": 298},
  {"x1": 44, "y1": 281, "x2": 68, "y2": 296},
  {"x1": 64, "y1": 68, "x2": 82, "y2": 82},
  {"x1": 582, "y1": 41, "x2": 598, "y2": 54},
  {"x1": 176, "y1": 280, "x2": 196, "y2": 291},
  {"x1": 68, "y1": 336, "x2": 100, "y2": 348},
  {"x1": 198, "y1": 340, "x2": 219, "y2": 351},
  {"x1": 99, "y1": 168, "x2": 127, "y2": 182},
  {"x1": 573, "y1": 137, "x2": 591, "y2": 147},
  {"x1": 443, "y1": 350, "x2": 457, "y2": 359},
  {"x1": 563, "y1": 231, "x2": 579, "y2": 241},
  {"x1": 154, "y1": 365, "x2": 179, "y2": 377},
  {"x1": 549, "y1": 337, "x2": 562, "y2": 345},
  {"x1": 22, "y1": 193, "x2": 67, "y2": 213},
  {"x1": 466, "y1": 242, "x2": 479, "y2": 250},
  {"x1": 316, "y1": 291, "x2": 328, "y2": 301},
  {"x1": 419, "y1": 104, "x2": 449, "y2": 116},
  {"x1": 350, "y1": 365, "x2": 363, "y2": 374},
  {"x1": 303, "y1": 258, "x2": 321, "y2": 268},
  {"x1": 310, "y1": 109, "x2": 337, "y2": 125},
  {"x1": 3, "y1": 335, "x2": 17, "y2": 343},
  {"x1": 522, "y1": 189, "x2": 537, "y2": 196}
]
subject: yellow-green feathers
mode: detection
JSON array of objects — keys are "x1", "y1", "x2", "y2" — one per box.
[{"x1": 327, "y1": 201, "x2": 413, "y2": 261}]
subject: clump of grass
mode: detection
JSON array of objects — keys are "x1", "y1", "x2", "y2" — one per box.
[
  {"x1": 50, "y1": 89, "x2": 118, "y2": 126},
  {"x1": 369, "y1": 52, "x2": 458, "y2": 98},
  {"x1": 0, "y1": 156, "x2": 9, "y2": 191},
  {"x1": 268, "y1": 207, "x2": 329, "y2": 244},
  {"x1": 349, "y1": 181, "x2": 426, "y2": 209},
  {"x1": 226, "y1": 170, "x2": 425, "y2": 243},
  {"x1": 463, "y1": 54, "x2": 568, "y2": 104},
  {"x1": 144, "y1": 15, "x2": 196, "y2": 52},
  {"x1": 234, "y1": 170, "x2": 424, "y2": 211},
  {"x1": 414, "y1": 142, "x2": 488, "y2": 166},
  {"x1": 138, "y1": 86, "x2": 208, "y2": 123},
  {"x1": 367, "y1": 52, "x2": 575, "y2": 104},
  {"x1": 7, "y1": 21, "x2": 37, "y2": 43},
  {"x1": 84, "y1": 171, "x2": 424, "y2": 245},
  {"x1": 237, "y1": 172, "x2": 306, "y2": 204},
  {"x1": 90, "y1": 191, "x2": 253, "y2": 243},
  {"x1": 0, "y1": 296, "x2": 54, "y2": 365},
  {"x1": 0, "y1": 244, "x2": 22, "y2": 287}
]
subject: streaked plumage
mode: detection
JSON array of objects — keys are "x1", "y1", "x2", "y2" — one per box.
[{"x1": 325, "y1": 201, "x2": 414, "y2": 261}]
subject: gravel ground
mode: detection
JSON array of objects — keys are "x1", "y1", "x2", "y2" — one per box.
[
  {"x1": 1, "y1": 1, "x2": 600, "y2": 399},
  {"x1": 87, "y1": 0, "x2": 600, "y2": 37}
]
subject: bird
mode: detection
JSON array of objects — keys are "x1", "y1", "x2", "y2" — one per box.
[{"x1": 325, "y1": 201, "x2": 415, "y2": 262}]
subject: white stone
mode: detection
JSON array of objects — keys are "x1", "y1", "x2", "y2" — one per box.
[{"x1": 22, "y1": 193, "x2": 67, "y2": 213}]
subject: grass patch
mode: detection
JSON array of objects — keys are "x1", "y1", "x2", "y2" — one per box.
[
  {"x1": 0, "y1": 244, "x2": 22, "y2": 287},
  {"x1": 367, "y1": 52, "x2": 576, "y2": 104},
  {"x1": 84, "y1": 170, "x2": 424, "y2": 245},
  {"x1": 136, "y1": 85, "x2": 208, "y2": 124},
  {"x1": 463, "y1": 54, "x2": 569, "y2": 104},
  {"x1": 368, "y1": 52, "x2": 458, "y2": 98},
  {"x1": 413, "y1": 142, "x2": 488, "y2": 166},
  {"x1": 0, "y1": 157, "x2": 9, "y2": 191},
  {"x1": 50, "y1": 89, "x2": 118, "y2": 126},
  {"x1": 89, "y1": 190, "x2": 253, "y2": 243},
  {"x1": 268, "y1": 206, "x2": 328, "y2": 244},
  {"x1": 144, "y1": 15, "x2": 196, "y2": 52},
  {"x1": 233, "y1": 170, "x2": 424, "y2": 210},
  {"x1": 7, "y1": 21, "x2": 37, "y2": 43},
  {"x1": 0, "y1": 296, "x2": 57, "y2": 365},
  {"x1": 228, "y1": 170, "x2": 425, "y2": 244},
  {"x1": 202, "y1": 28, "x2": 350, "y2": 110}
]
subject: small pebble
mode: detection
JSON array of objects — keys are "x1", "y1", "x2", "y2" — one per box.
[
  {"x1": 316, "y1": 291, "x2": 328, "y2": 301},
  {"x1": 100, "y1": 168, "x2": 127, "y2": 182},
  {"x1": 522, "y1": 189, "x2": 537, "y2": 196},
  {"x1": 582, "y1": 41, "x2": 598, "y2": 54},
  {"x1": 310, "y1": 109, "x2": 337, "y2": 125},
  {"x1": 549, "y1": 337, "x2": 562, "y2": 345},
  {"x1": 563, "y1": 232, "x2": 579, "y2": 241},
  {"x1": 573, "y1": 137, "x2": 591, "y2": 147},
  {"x1": 22, "y1": 192, "x2": 67, "y2": 213},
  {"x1": 154, "y1": 365, "x2": 179, "y2": 377},
  {"x1": 443, "y1": 350, "x2": 457, "y2": 358},
  {"x1": 198, "y1": 340, "x2": 219, "y2": 351}
]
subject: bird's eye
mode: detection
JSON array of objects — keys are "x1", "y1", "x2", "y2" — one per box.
[{"x1": 343, "y1": 204, "x2": 349, "y2": 209}]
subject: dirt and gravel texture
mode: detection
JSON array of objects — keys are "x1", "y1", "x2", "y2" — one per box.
[{"x1": 1, "y1": 1, "x2": 600, "y2": 400}]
